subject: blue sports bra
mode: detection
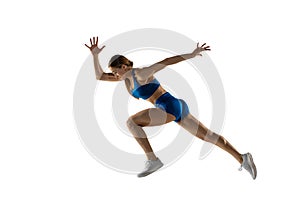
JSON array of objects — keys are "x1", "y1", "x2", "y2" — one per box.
[{"x1": 131, "y1": 69, "x2": 160, "y2": 99}]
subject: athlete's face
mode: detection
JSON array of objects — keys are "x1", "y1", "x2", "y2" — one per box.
[{"x1": 110, "y1": 64, "x2": 132, "y2": 78}]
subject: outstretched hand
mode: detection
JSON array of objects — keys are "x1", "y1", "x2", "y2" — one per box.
[
  {"x1": 191, "y1": 42, "x2": 211, "y2": 57},
  {"x1": 85, "y1": 36, "x2": 105, "y2": 55}
]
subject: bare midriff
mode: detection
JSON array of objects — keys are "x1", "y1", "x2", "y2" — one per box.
[{"x1": 146, "y1": 85, "x2": 167, "y2": 104}]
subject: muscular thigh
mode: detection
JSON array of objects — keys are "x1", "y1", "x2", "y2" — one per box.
[
  {"x1": 131, "y1": 108, "x2": 176, "y2": 127},
  {"x1": 177, "y1": 113, "x2": 209, "y2": 136}
]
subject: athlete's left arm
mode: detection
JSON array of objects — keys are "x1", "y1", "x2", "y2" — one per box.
[{"x1": 138, "y1": 43, "x2": 210, "y2": 78}]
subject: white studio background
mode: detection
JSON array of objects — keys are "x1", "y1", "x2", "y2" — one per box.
[{"x1": 0, "y1": 0, "x2": 299, "y2": 200}]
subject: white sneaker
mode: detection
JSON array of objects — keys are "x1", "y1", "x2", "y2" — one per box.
[
  {"x1": 239, "y1": 153, "x2": 257, "y2": 180},
  {"x1": 137, "y1": 158, "x2": 164, "y2": 178}
]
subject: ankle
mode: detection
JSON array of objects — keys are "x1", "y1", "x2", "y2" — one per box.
[{"x1": 146, "y1": 152, "x2": 157, "y2": 161}]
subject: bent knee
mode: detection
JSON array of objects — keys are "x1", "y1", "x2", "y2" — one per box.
[
  {"x1": 126, "y1": 116, "x2": 144, "y2": 128},
  {"x1": 126, "y1": 117, "x2": 136, "y2": 128},
  {"x1": 127, "y1": 115, "x2": 149, "y2": 127}
]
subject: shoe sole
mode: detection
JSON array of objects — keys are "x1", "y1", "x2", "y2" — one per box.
[{"x1": 247, "y1": 153, "x2": 257, "y2": 179}]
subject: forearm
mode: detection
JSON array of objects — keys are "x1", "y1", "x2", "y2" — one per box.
[
  {"x1": 162, "y1": 53, "x2": 194, "y2": 65},
  {"x1": 140, "y1": 53, "x2": 195, "y2": 79},
  {"x1": 93, "y1": 54, "x2": 104, "y2": 79}
]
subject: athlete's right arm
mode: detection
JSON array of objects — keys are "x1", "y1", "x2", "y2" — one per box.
[
  {"x1": 92, "y1": 54, "x2": 121, "y2": 81},
  {"x1": 85, "y1": 36, "x2": 121, "y2": 82}
]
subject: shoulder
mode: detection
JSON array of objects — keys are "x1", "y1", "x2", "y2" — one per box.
[{"x1": 134, "y1": 67, "x2": 155, "y2": 81}]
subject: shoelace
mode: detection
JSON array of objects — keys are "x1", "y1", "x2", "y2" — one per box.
[
  {"x1": 144, "y1": 160, "x2": 152, "y2": 169},
  {"x1": 239, "y1": 165, "x2": 243, "y2": 171},
  {"x1": 239, "y1": 157, "x2": 248, "y2": 171},
  {"x1": 239, "y1": 162, "x2": 252, "y2": 174}
]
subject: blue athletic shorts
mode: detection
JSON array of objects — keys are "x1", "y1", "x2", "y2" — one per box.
[{"x1": 154, "y1": 92, "x2": 190, "y2": 122}]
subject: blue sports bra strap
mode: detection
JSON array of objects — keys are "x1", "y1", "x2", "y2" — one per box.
[{"x1": 131, "y1": 69, "x2": 139, "y2": 89}]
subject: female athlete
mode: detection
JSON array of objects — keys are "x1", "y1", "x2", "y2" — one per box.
[{"x1": 84, "y1": 36, "x2": 257, "y2": 179}]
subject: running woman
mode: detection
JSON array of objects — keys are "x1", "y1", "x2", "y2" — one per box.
[{"x1": 84, "y1": 36, "x2": 257, "y2": 179}]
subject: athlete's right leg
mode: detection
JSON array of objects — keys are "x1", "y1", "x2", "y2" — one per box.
[
  {"x1": 127, "y1": 108, "x2": 176, "y2": 177},
  {"x1": 126, "y1": 108, "x2": 176, "y2": 161}
]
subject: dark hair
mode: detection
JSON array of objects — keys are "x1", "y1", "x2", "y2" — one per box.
[{"x1": 109, "y1": 55, "x2": 133, "y2": 68}]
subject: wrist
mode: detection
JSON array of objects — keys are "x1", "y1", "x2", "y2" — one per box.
[{"x1": 189, "y1": 53, "x2": 196, "y2": 58}]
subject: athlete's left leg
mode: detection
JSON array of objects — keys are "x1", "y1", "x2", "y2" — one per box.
[
  {"x1": 178, "y1": 113, "x2": 257, "y2": 179},
  {"x1": 177, "y1": 113, "x2": 243, "y2": 163}
]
